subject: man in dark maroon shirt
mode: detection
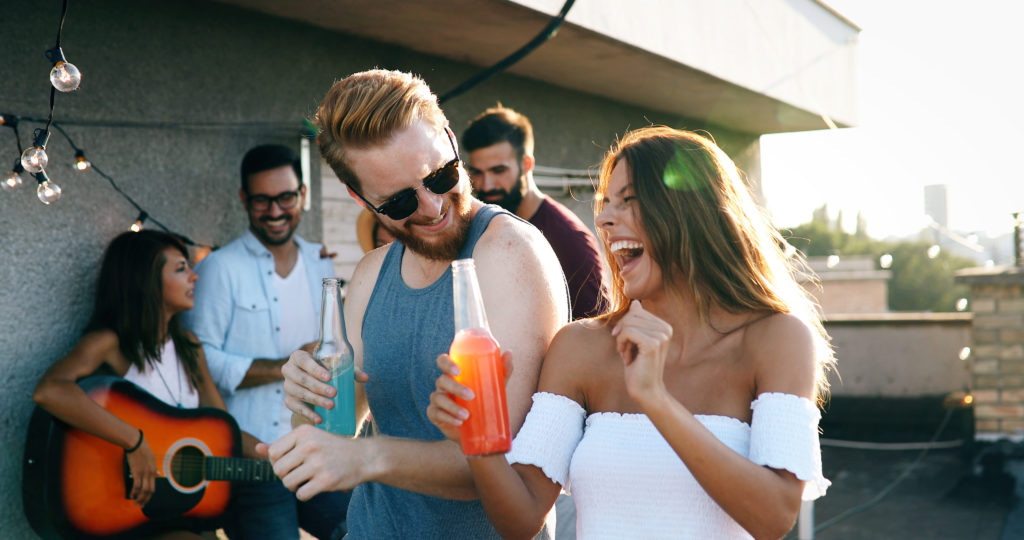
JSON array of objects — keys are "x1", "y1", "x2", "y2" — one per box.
[{"x1": 463, "y1": 106, "x2": 607, "y2": 320}]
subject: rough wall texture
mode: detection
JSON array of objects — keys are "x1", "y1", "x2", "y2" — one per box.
[
  {"x1": 956, "y1": 270, "x2": 1024, "y2": 437},
  {"x1": 0, "y1": 0, "x2": 757, "y2": 534}
]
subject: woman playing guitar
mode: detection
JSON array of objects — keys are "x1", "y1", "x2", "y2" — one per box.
[{"x1": 32, "y1": 230, "x2": 260, "y2": 539}]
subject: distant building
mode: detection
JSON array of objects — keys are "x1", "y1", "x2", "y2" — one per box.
[
  {"x1": 924, "y1": 184, "x2": 949, "y2": 231},
  {"x1": 801, "y1": 256, "x2": 891, "y2": 315}
]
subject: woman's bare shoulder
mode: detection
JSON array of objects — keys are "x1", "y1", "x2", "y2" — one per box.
[
  {"x1": 75, "y1": 329, "x2": 121, "y2": 355},
  {"x1": 744, "y1": 312, "x2": 817, "y2": 397},
  {"x1": 45, "y1": 329, "x2": 128, "y2": 380},
  {"x1": 538, "y1": 318, "x2": 617, "y2": 399}
]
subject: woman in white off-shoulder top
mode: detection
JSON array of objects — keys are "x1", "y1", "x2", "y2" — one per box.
[{"x1": 428, "y1": 126, "x2": 836, "y2": 540}]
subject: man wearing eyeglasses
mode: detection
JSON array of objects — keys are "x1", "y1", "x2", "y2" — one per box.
[
  {"x1": 261, "y1": 70, "x2": 569, "y2": 539},
  {"x1": 183, "y1": 144, "x2": 350, "y2": 540}
]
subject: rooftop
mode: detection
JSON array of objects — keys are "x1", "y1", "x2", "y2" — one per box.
[{"x1": 789, "y1": 441, "x2": 1021, "y2": 539}]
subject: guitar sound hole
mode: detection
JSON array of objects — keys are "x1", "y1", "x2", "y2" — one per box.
[{"x1": 169, "y1": 445, "x2": 205, "y2": 488}]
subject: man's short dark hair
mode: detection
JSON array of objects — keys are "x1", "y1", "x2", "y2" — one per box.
[
  {"x1": 240, "y1": 144, "x2": 302, "y2": 192},
  {"x1": 462, "y1": 105, "x2": 534, "y2": 160}
]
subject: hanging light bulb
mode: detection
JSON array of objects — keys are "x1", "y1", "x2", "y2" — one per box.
[
  {"x1": 22, "y1": 147, "x2": 48, "y2": 173},
  {"x1": 3, "y1": 171, "x2": 23, "y2": 190},
  {"x1": 73, "y1": 149, "x2": 91, "y2": 171},
  {"x1": 927, "y1": 244, "x2": 941, "y2": 259},
  {"x1": 21, "y1": 129, "x2": 50, "y2": 173},
  {"x1": 37, "y1": 180, "x2": 62, "y2": 204},
  {"x1": 826, "y1": 253, "x2": 840, "y2": 268},
  {"x1": 130, "y1": 211, "x2": 148, "y2": 232},
  {"x1": 879, "y1": 253, "x2": 893, "y2": 269},
  {"x1": 46, "y1": 47, "x2": 82, "y2": 92},
  {"x1": 3, "y1": 161, "x2": 24, "y2": 191},
  {"x1": 33, "y1": 171, "x2": 62, "y2": 205}
]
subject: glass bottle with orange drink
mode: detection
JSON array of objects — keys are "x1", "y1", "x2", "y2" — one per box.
[{"x1": 449, "y1": 259, "x2": 510, "y2": 456}]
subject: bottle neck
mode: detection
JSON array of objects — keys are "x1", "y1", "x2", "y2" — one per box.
[
  {"x1": 318, "y1": 278, "x2": 346, "y2": 352},
  {"x1": 452, "y1": 260, "x2": 489, "y2": 332}
]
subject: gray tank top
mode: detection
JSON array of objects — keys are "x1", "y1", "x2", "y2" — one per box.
[{"x1": 347, "y1": 205, "x2": 509, "y2": 539}]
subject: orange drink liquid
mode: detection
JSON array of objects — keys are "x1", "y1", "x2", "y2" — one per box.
[{"x1": 449, "y1": 327, "x2": 510, "y2": 456}]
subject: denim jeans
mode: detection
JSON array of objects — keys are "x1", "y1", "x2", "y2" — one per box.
[{"x1": 221, "y1": 481, "x2": 350, "y2": 540}]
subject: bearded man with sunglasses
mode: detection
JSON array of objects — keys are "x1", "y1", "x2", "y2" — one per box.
[
  {"x1": 261, "y1": 70, "x2": 569, "y2": 539},
  {"x1": 183, "y1": 144, "x2": 350, "y2": 540}
]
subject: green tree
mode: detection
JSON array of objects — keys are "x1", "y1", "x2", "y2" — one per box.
[
  {"x1": 781, "y1": 219, "x2": 977, "y2": 312},
  {"x1": 882, "y1": 243, "x2": 975, "y2": 312},
  {"x1": 782, "y1": 221, "x2": 881, "y2": 258}
]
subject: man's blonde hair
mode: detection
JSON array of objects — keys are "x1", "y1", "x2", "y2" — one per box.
[{"x1": 317, "y1": 69, "x2": 448, "y2": 191}]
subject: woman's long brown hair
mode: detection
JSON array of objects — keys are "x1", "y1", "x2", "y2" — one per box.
[{"x1": 594, "y1": 126, "x2": 835, "y2": 405}]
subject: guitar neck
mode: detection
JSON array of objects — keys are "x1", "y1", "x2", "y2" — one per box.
[{"x1": 205, "y1": 456, "x2": 276, "y2": 482}]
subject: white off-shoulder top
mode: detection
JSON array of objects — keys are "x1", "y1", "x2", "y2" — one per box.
[{"x1": 507, "y1": 392, "x2": 830, "y2": 539}]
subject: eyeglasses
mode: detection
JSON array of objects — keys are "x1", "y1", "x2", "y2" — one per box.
[
  {"x1": 350, "y1": 130, "x2": 461, "y2": 221},
  {"x1": 247, "y1": 190, "x2": 301, "y2": 212}
]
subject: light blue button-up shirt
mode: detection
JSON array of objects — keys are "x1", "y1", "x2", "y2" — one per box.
[{"x1": 182, "y1": 230, "x2": 335, "y2": 443}]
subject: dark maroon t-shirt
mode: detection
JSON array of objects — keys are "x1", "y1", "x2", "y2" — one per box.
[{"x1": 529, "y1": 197, "x2": 608, "y2": 320}]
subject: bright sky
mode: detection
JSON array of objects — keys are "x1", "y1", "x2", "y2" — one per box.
[{"x1": 761, "y1": 0, "x2": 1024, "y2": 240}]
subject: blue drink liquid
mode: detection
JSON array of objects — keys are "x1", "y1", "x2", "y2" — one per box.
[{"x1": 313, "y1": 354, "x2": 357, "y2": 436}]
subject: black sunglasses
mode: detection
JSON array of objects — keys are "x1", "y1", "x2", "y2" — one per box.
[
  {"x1": 350, "y1": 130, "x2": 461, "y2": 221},
  {"x1": 247, "y1": 190, "x2": 301, "y2": 212}
]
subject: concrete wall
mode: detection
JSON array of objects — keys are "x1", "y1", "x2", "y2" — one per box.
[
  {"x1": 824, "y1": 314, "x2": 972, "y2": 398},
  {"x1": 0, "y1": 0, "x2": 758, "y2": 534}
]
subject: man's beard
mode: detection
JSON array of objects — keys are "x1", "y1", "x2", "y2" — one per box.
[
  {"x1": 250, "y1": 216, "x2": 297, "y2": 247},
  {"x1": 382, "y1": 186, "x2": 473, "y2": 261},
  {"x1": 475, "y1": 166, "x2": 525, "y2": 213}
]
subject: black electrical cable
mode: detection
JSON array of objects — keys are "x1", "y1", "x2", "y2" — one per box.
[
  {"x1": 50, "y1": 122, "x2": 81, "y2": 152},
  {"x1": 54, "y1": 0, "x2": 68, "y2": 50},
  {"x1": 88, "y1": 161, "x2": 188, "y2": 242},
  {"x1": 42, "y1": 0, "x2": 70, "y2": 134},
  {"x1": 5, "y1": 112, "x2": 291, "y2": 245},
  {"x1": 438, "y1": 0, "x2": 576, "y2": 104}
]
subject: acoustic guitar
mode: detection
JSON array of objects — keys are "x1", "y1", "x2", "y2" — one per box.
[{"x1": 23, "y1": 375, "x2": 275, "y2": 539}]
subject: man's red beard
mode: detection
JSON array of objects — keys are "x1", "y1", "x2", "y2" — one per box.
[{"x1": 379, "y1": 186, "x2": 473, "y2": 261}]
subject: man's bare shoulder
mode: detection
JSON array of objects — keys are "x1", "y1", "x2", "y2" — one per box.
[{"x1": 473, "y1": 213, "x2": 561, "y2": 275}]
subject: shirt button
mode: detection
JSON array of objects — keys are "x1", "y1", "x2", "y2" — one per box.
[
  {"x1": 276, "y1": 389, "x2": 282, "y2": 394},
  {"x1": 273, "y1": 421, "x2": 279, "y2": 426},
  {"x1": 267, "y1": 271, "x2": 272, "y2": 276},
  {"x1": 276, "y1": 327, "x2": 280, "y2": 331},
  {"x1": 273, "y1": 297, "x2": 278, "y2": 302},
  {"x1": 252, "y1": 304, "x2": 257, "y2": 309}
]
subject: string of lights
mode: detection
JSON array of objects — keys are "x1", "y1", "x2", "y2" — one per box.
[
  {"x1": 1, "y1": 0, "x2": 312, "y2": 248},
  {"x1": 11, "y1": 0, "x2": 80, "y2": 205}
]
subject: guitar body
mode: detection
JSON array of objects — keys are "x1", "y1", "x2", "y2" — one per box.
[{"x1": 23, "y1": 376, "x2": 243, "y2": 539}]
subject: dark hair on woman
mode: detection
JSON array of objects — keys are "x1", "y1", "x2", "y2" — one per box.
[{"x1": 86, "y1": 230, "x2": 201, "y2": 389}]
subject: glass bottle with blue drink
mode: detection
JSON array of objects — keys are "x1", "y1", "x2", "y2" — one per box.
[{"x1": 312, "y1": 277, "x2": 356, "y2": 436}]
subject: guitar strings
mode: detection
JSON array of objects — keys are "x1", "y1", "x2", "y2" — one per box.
[{"x1": 137, "y1": 453, "x2": 273, "y2": 474}]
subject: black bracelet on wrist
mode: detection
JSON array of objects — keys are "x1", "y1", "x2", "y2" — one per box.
[{"x1": 125, "y1": 428, "x2": 144, "y2": 454}]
